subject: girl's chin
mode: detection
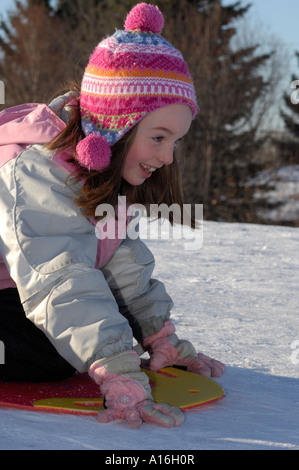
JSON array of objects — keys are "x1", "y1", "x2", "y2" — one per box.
[
  {"x1": 122, "y1": 166, "x2": 153, "y2": 185},
  {"x1": 122, "y1": 174, "x2": 146, "y2": 186}
]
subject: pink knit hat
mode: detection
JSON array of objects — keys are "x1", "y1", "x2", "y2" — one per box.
[{"x1": 77, "y1": 2, "x2": 198, "y2": 171}]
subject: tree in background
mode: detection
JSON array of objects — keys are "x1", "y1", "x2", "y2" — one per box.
[
  {"x1": 249, "y1": 51, "x2": 299, "y2": 228},
  {"x1": 160, "y1": 0, "x2": 274, "y2": 223},
  {"x1": 278, "y1": 51, "x2": 299, "y2": 165},
  {"x1": 53, "y1": 0, "x2": 138, "y2": 74},
  {"x1": 0, "y1": 0, "x2": 138, "y2": 106},
  {"x1": 0, "y1": 0, "x2": 71, "y2": 105}
]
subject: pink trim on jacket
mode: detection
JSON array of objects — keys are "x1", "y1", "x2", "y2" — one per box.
[
  {"x1": 0, "y1": 103, "x2": 65, "y2": 169},
  {"x1": 0, "y1": 255, "x2": 17, "y2": 289}
]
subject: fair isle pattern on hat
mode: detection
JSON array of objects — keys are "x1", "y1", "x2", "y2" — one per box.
[{"x1": 77, "y1": 3, "x2": 198, "y2": 171}]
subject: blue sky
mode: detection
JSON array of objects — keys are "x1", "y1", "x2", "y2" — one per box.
[
  {"x1": 246, "y1": 0, "x2": 299, "y2": 52},
  {"x1": 223, "y1": 0, "x2": 299, "y2": 65}
]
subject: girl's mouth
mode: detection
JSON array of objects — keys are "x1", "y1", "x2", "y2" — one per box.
[{"x1": 140, "y1": 163, "x2": 157, "y2": 175}]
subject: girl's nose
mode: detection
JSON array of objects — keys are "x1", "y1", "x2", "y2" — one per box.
[{"x1": 158, "y1": 147, "x2": 174, "y2": 166}]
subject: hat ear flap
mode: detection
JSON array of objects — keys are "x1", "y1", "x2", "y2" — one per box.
[{"x1": 76, "y1": 133, "x2": 112, "y2": 171}]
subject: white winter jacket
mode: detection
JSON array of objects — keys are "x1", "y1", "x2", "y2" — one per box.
[{"x1": 0, "y1": 96, "x2": 173, "y2": 372}]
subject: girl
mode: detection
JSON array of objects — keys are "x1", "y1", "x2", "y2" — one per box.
[{"x1": 0, "y1": 3, "x2": 224, "y2": 429}]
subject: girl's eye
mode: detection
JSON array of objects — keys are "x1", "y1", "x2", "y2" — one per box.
[{"x1": 153, "y1": 136, "x2": 164, "y2": 143}]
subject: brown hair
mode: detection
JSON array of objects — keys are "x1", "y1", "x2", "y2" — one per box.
[{"x1": 47, "y1": 85, "x2": 196, "y2": 228}]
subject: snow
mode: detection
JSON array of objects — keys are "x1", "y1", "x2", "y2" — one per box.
[{"x1": 0, "y1": 220, "x2": 298, "y2": 451}]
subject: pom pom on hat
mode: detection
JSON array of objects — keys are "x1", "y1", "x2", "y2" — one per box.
[
  {"x1": 124, "y1": 3, "x2": 164, "y2": 34},
  {"x1": 76, "y1": 133, "x2": 111, "y2": 171}
]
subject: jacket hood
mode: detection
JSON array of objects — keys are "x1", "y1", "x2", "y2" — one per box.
[
  {"x1": 0, "y1": 93, "x2": 77, "y2": 169},
  {"x1": 0, "y1": 103, "x2": 65, "y2": 146}
]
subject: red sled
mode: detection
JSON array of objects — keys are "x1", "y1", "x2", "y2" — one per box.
[{"x1": 0, "y1": 366, "x2": 224, "y2": 415}]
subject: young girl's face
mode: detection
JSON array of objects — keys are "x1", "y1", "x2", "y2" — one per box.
[{"x1": 122, "y1": 104, "x2": 192, "y2": 186}]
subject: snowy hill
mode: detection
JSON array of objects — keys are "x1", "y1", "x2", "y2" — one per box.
[{"x1": 0, "y1": 220, "x2": 298, "y2": 450}]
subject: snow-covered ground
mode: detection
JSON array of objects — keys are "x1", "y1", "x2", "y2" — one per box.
[{"x1": 0, "y1": 220, "x2": 298, "y2": 451}]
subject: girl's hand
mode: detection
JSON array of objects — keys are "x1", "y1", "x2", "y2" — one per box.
[
  {"x1": 142, "y1": 321, "x2": 225, "y2": 378},
  {"x1": 89, "y1": 350, "x2": 184, "y2": 428}
]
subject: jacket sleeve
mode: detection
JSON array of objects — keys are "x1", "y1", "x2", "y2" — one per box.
[
  {"x1": 102, "y1": 235, "x2": 174, "y2": 343},
  {"x1": 0, "y1": 145, "x2": 133, "y2": 372}
]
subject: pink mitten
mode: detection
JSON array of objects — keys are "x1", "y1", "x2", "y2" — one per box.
[
  {"x1": 89, "y1": 350, "x2": 184, "y2": 429},
  {"x1": 142, "y1": 321, "x2": 225, "y2": 377}
]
